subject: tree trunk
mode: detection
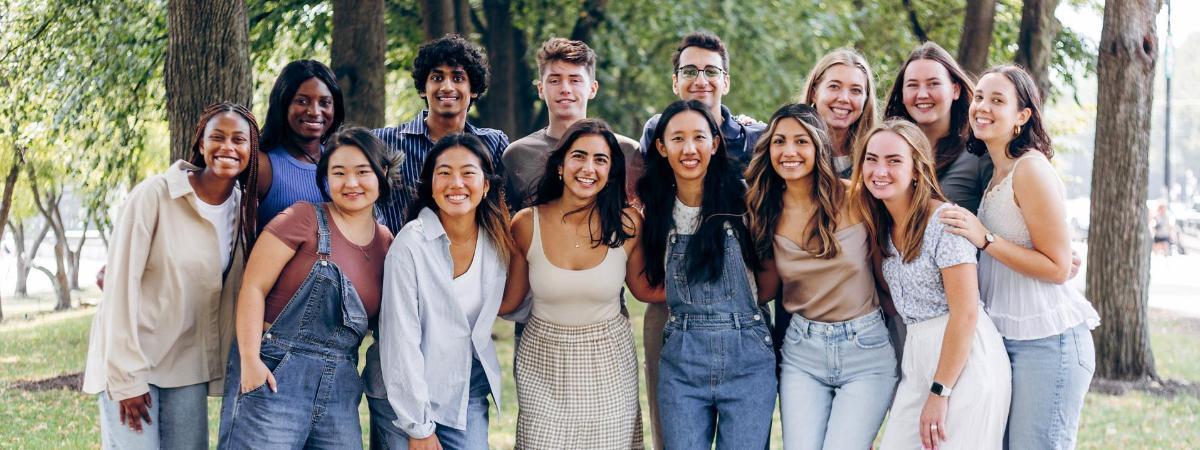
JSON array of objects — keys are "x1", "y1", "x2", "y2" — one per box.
[
  {"x1": 569, "y1": 0, "x2": 609, "y2": 44},
  {"x1": 453, "y1": 0, "x2": 474, "y2": 36},
  {"x1": 900, "y1": 0, "x2": 930, "y2": 42},
  {"x1": 8, "y1": 220, "x2": 48, "y2": 297},
  {"x1": 0, "y1": 146, "x2": 25, "y2": 245},
  {"x1": 332, "y1": 0, "x2": 386, "y2": 129},
  {"x1": 420, "y1": 0, "x2": 457, "y2": 41},
  {"x1": 1015, "y1": 0, "x2": 1061, "y2": 99},
  {"x1": 165, "y1": 0, "x2": 252, "y2": 162},
  {"x1": 478, "y1": 0, "x2": 536, "y2": 139},
  {"x1": 1088, "y1": 0, "x2": 1160, "y2": 382},
  {"x1": 67, "y1": 219, "x2": 88, "y2": 290},
  {"x1": 28, "y1": 176, "x2": 71, "y2": 311},
  {"x1": 957, "y1": 0, "x2": 997, "y2": 77}
]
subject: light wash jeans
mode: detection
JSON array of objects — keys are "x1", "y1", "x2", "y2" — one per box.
[
  {"x1": 779, "y1": 309, "x2": 897, "y2": 450},
  {"x1": 1004, "y1": 323, "x2": 1095, "y2": 450},
  {"x1": 98, "y1": 382, "x2": 208, "y2": 450},
  {"x1": 369, "y1": 358, "x2": 491, "y2": 450}
]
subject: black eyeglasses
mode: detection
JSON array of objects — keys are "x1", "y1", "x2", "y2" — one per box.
[{"x1": 675, "y1": 65, "x2": 726, "y2": 80}]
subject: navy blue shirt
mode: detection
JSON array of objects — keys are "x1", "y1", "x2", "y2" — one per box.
[
  {"x1": 372, "y1": 111, "x2": 509, "y2": 234},
  {"x1": 639, "y1": 104, "x2": 766, "y2": 175}
]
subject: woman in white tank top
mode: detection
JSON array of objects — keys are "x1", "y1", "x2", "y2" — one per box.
[
  {"x1": 499, "y1": 119, "x2": 662, "y2": 449},
  {"x1": 940, "y1": 65, "x2": 1099, "y2": 450}
]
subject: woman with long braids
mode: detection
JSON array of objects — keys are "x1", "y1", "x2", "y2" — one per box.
[
  {"x1": 218, "y1": 128, "x2": 395, "y2": 448},
  {"x1": 855, "y1": 120, "x2": 1010, "y2": 450},
  {"x1": 83, "y1": 102, "x2": 261, "y2": 449},
  {"x1": 256, "y1": 59, "x2": 346, "y2": 228},
  {"x1": 941, "y1": 65, "x2": 1100, "y2": 449},
  {"x1": 374, "y1": 134, "x2": 512, "y2": 450},
  {"x1": 498, "y1": 119, "x2": 660, "y2": 448},
  {"x1": 639, "y1": 100, "x2": 776, "y2": 449},
  {"x1": 746, "y1": 104, "x2": 896, "y2": 449}
]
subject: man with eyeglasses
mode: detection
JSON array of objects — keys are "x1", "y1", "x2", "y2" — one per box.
[
  {"x1": 638, "y1": 30, "x2": 767, "y2": 450},
  {"x1": 638, "y1": 31, "x2": 765, "y2": 172}
]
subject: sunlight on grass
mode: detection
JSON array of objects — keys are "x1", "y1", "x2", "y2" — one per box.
[{"x1": 1, "y1": 305, "x2": 1198, "y2": 448}]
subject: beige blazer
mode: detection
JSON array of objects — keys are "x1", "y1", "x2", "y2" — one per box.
[{"x1": 82, "y1": 160, "x2": 244, "y2": 401}]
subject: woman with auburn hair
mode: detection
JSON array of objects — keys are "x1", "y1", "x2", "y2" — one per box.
[
  {"x1": 499, "y1": 118, "x2": 660, "y2": 448},
  {"x1": 747, "y1": 104, "x2": 896, "y2": 450},
  {"x1": 797, "y1": 48, "x2": 879, "y2": 178},
  {"x1": 83, "y1": 102, "x2": 260, "y2": 449},
  {"x1": 853, "y1": 119, "x2": 1010, "y2": 450},
  {"x1": 941, "y1": 65, "x2": 1099, "y2": 449},
  {"x1": 374, "y1": 134, "x2": 511, "y2": 450},
  {"x1": 218, "y1": 128, "x2": 395, "y2": 449},
  {"x1": 883, "y1": 41, "x2": 991, "y2": 214}
]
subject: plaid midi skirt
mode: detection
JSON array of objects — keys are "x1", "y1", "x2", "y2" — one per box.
[{"x1": 514, "y1": 314, "x2": 644, "y2": 449}]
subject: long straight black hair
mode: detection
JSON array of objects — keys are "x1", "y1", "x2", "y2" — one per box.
[
  {"x1": 260, "y1": 60, "x2": 345, "y2": 151},
  {"x1": 637, "y1": 100, "x2": 759, "y2": 286},
  {"x1": 532, "y1": 118, "x2": 633, "y2": 248}
]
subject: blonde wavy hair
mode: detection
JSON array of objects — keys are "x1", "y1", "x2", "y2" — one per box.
[
  {"x1": 850, "y1": 119, "x2": 946, "y2": 263},
  {"x1": 797, "y1": 48, "x2": 879, "y2": 158}
]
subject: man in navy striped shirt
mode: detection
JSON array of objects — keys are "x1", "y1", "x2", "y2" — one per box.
[{"x1": 372, "y1": 34, "x2": 509, "y2": 234}]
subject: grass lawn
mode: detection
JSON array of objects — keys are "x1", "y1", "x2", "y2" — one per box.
[{"x1": 1, "y1": 296, "x2": 1197, "y2": 449}]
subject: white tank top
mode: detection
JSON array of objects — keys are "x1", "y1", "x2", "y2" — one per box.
[
  {"x1": 977, "y1": 153, "x2": 1100, "y2": 340},
  {"x1": 527, "y1": 206, "x2": 627, "y2": 326}
]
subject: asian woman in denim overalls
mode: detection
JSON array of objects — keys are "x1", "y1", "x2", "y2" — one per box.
[
  {"x1": 637, "y1": 100, "x2": 777, "y2": 449},
  {"x1": 218, "y1": 129, "x2": 396, "y2": 449}
]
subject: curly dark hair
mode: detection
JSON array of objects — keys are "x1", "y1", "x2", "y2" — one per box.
[{"x1": 412, "y1": 34, "x2": 490, "y2": 101}]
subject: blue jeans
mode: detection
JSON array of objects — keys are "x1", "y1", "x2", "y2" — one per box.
[
  {"x1": 779, "y1": 310, "x2": 897, "y2": 450},
  {"x1": 370, "y1": 359, "x2": 491, "y2": 450},
  {"x1": 98, "y1": 383, "x2": 208, "y2": 450},
  {"x1": 1004, "y1": 323, "x2": 1095, "y2": 450}
]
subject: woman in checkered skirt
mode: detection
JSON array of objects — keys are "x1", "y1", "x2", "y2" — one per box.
[{"x1": 499, "y1": 119, "x2": 663, "y2": 449}]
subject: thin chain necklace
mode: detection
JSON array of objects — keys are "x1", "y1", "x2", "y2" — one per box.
[
  {"x1": 554, "y1": 203, "x2": 595, "y2": 249},
  {"x1": 329, "y1": 205, "x2": 372, "y2": 261}
]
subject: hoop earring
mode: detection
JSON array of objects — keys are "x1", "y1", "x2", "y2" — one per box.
[{"x1": 1013, "y1": 125, "x2": 1021, "y2": 136}]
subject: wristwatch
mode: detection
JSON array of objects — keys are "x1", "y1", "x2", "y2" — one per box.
[
  {"x1": 931, "y1": 381, "x2": 953, "y2": 397},
  {"x1": 980, "y1": 232, "x2": 996, "y2": 251}
]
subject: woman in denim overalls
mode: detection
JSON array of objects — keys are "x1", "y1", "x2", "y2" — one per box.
[
  {"x1": 218, "y1": 129, "x2": 396, "y2": 449},
  {"x1": 637, "y1": 100, "x2": 777, "y2": 449}
]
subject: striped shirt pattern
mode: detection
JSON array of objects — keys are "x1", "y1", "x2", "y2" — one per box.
[{"x1": 372, "y1": 111, "x2": 510, "y2": 234}]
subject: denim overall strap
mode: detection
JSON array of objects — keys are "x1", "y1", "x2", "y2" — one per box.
[
  {"x1": 315, "y1": 203, "x2": 332, "y2": 261},
  {"x1": 665, "y1": 229, "x2": 759, "y2": 317}
]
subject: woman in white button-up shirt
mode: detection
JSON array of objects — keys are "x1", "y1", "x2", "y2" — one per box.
[{"x1": 372, "y1": 133, "x2": 513, "y2": 450}]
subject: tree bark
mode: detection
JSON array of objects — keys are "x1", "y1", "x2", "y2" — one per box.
[
  {"x1": 28, "y1": 174, "x2": 71, "y2": 311},
  {"x1": 1015, "y1": 0, "x2": 1061, "y2": 99},
  {"x1": 0, "y1": 146, "x2": 25, "y2": 245},
  {"x1": 900, "y1": 0, "x2": 930, "y2": 42},
  {"x1": 569, "y1": 0, "x2": 609, "y2": 44},
  {"x1": 1088, "y1": 0, "x2": 1160, "y2": 382},
  {"x1": 165, "y1": 0, "x2": 252, "y2": 162},
  {"x1": 958, "y1": 0, "x2": 998, "y2": 77},
  {"x1": 420, "y1": 0, "x2": 457, "y2": 41},
  {"x1": 332, "y1": 0, "x2": 387, "y2": 128},
  {"x1": 67, "y1": 219, "x2": 88, "y2": 290},
  {"x1": 478, "y1": 0, "x2": 536, "y2": 139},
  {"x1": 8, "y1": 220, "x2": 50, "y2": 297}
]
